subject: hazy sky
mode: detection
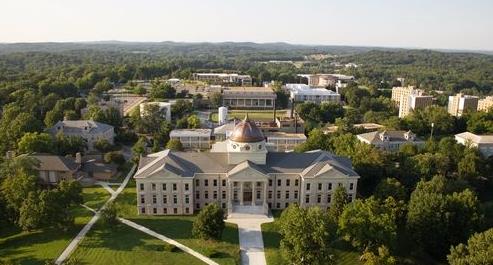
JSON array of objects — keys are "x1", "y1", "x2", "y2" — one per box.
[{"x1": 1, "y1": 0, "x2": 492, "y2": 50}]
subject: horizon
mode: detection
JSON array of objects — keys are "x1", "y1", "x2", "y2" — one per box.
[{"x1": 1, "y1": 0, "x2": 492, "y2": 51}]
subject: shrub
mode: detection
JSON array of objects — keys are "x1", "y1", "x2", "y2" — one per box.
[{"x1": 192, "y1": 203, "x2": 225, "y2": 240}]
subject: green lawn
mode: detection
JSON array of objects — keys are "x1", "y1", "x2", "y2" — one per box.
[
  {"x1": 0, "y1": 207, "x2": 93, "y2": 265},
  {"x1": 71, "y1": 178, "x2": 240, "y2": 265},
  {"x1": 82, "y1": 186, "x2": 112, "y2": 210},
  {"x1": 71, "y1": 221, "x2": 206, "y2": 265},
  {"x1": 210, "y1": 110, "x2": 287, "y2": 122}
]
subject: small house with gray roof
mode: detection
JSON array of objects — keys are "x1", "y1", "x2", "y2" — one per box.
[
  {"x1": 357, "y1": 130, "x2": 424, "y2": 152},
  {"x1": 134, "y1": 116, "x2": 360, "y2": 216},
  {"x1": 48, "y1": 120, "x2": 115, "y2": 151}
]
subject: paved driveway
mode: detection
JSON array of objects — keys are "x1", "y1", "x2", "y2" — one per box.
[{"x1": 227, "y1": 213, "x2": 273, "y2": 265}]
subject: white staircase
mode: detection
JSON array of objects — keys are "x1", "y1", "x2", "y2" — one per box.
[{"x1": 228, "y1": 204, "x2": 270, "y2": 219}]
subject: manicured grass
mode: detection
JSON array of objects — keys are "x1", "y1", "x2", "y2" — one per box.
[
  {"x1": 112, "y1": 179, "x2": 240, "y2": 265},
  {"x1": 82, "y1": 186, "x2": 111, "y2": 210},
  {"x1": 71, "y1": 221, "x2": 206, "y2": 265},
  {"x1": 210, "y1": 110, "x2": 287, "y2": 122},
  {"x1": 0, "y1": 207, "x2": 93, "y2": 265}
]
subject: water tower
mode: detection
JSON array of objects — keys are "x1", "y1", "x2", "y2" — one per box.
[{"x1": 218, "y1": 106, "x2": 228, "y2": 125}]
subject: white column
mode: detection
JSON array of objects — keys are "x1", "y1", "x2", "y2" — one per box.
[
  {"x1": 251, "y1": 181, "x2": 255, "y2": 206},
  {"x1": 263, "y1": 181, "x2": 267, "y2": 206},
  {"x1": 240, "y1": 182, "x2": 244, "y2": 206}
]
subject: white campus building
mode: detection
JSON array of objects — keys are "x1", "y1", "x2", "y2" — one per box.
[{"x1": 285, "y1": 84, "x2": 340, "y2": 104}]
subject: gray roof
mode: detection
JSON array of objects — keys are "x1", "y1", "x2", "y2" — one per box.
[
  {"x1": 357, "y1": 130, "x2": 423, "y2": 144},
  {"x1": 134, "y1": 150, "x2": 358, "y2": 179},
  {"x1": 170, "y1": 129, "x2": 213, "y2": 138},
  {"x1": 49, "y1": 120, "x2": 114, "y2": 135},
  {"x1": 30, "y1": 154, "x2": 79, "y2": 172}
]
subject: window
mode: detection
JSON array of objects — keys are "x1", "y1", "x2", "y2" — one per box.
[
  {"x1": 222, "y1": 203, "x2": 226, "y2": 208},
  {"x1": 338, "y1": 183, "x2": 342, "y2": 187},
  {"x1": 295, "y1": 179, "x2": 299, "y2": 186},
  {"x1": 294, "y1": 190, "x2": 298, "y2": 199},
  {"x1": 268, "y1": 203, "x2": 272, "y2": 208},
  {"x1": 151, "y1": 183, "x2": 156, "y2": 191},
  {"x1": 195, "y1": 191, "x2": 200, "y2": 199},
  {"x1": 153, "y1": 208, "x2": 157, "y2": 214},
  {"x1": 305, "y1": 195, "x2": 310, "y2": 203},
  {"x1": 222, "y1": 180, "x2": 226, "y2": 186},
  {"x1": 140, "y1": 195, "x2": 145, "y2": 204},
  {"x1": 205, "y1": 191, "x2": 209, "y2": 199},
  {"x1": 185, "y1": 195, "x2": 190, "y2": 204},
  {"x1": 195, "y1": 179, "x2": 199, "y2": 186},
  {"x1": 306, "y1": 183, "x2": 311, "y2": 191},
  {"x1": 140, "y1": 183, "x2": 144, "y2": 191},
  {"x1": 350, "y1": 183, "x2": 354, "y2": 190},
  {"x1": 269, "y1": 180, "x2": 273, "y2": 186},
  {"x1": 213, "y1": 179, "x2": 217, "y2": 187},
  {"x1": 327, "y1": 194, "x2": 331, "y2": 203},
  {"x1": 173, "y1": 183, "x2": 177, "y2": 191},
  {"x1": 213, "y1": 191, "x2": 218, "y2": 199},
  {"x1": 318, "y1": 183, "x2": 322, "y2": 191},
  {"x1": 141, "y1": 207, "x2": 145, "y2": 214},
  {"x1": 196, "y1": 203, "x2": 200, "y2": 209},
  {"x1": 185, "y1": 183, "x2": 189, "y2": 191},
  {"x1": 152, "y1": 195, "x2": 157, "y2": 204},
  {"x1": 163, "y1": 195, "x2": 167, "y2": 204},
  {"x1": 285, "y1": 202, "x2": 289, "y2": 208},
  {"x1": 277, "y1": 179, "x2": 281, "y2": 186},
  {"x1": 285, "y1": 191, "x2": 289, "y2": 199},
  {"x1": 348, "y1": 194, "x2": 353, "y2": 202},
  {"x1": 257, "y1": 182, "x2": 262, "y2": 187},
  {"x1": 317, "y1": 194, "x2": 321, "y2": 203},
  {"x1": 173, "y1": 208, "x2": 177, "y2": 214},
  {"x1": 205, "y1": 179, "x2": 209, "y2": 186},
  {"x1": 163, "y1": 208, "x2": 167, "y2": 214},
  {"x1": 277, "y1": 190, "x2": 281, "y2": 199},
  {"x1": 173, "y1": 195, "x2": 178, "y2": 204},
  {"x1": 185, "y1": 207, "x2": 189, "y2": 214},
  {"x1": 328, "y1": 183, "x2": 332, "y2": 190},
  {"x1": 276, "y1": 203, "x2": 281, "y2": 209},
  {"x1": 257, "y1": 190, "x2": 261, "y2": 200},
  {"x1": 162, "y1": 183, "x2": 167, "y2": 191},
  {"x1": 286, "y1": 179, "x2": 290, "y2": 186},
  {"x1": 268, "y1": 190, "x2": 273, "y2": 199}
]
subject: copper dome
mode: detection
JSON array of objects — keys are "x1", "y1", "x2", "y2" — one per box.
[{"x1": 229, "y1": 115, "x2": 265, "y2": 143}]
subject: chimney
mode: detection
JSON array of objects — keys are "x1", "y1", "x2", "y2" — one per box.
[{"x1": 75, "y1": 152, "x2": 82, "y2": 164}]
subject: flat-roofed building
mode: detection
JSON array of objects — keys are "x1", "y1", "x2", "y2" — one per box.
[
  {"x1": 134, "y1": 117, "x2": 359, "y2": 216},
  {"x1": 169, "y1": 129, "x2": 213, "y2": 150},
  {"x1": 478, "y1": 96, "x2": 493, "y2": 112},
  {"x1": 324, "y1": 123, "x2": 385, "y2": 134},
  {"x1": 285, "y1": 84, "x2": 340, "y2": 104},
  {"x1": 297, "y1": 74, "x2": 354, "y2": 88},
  {"x1": 448, "y1": 93, "x2": 479, "y2": 117},
  {"x1": 357, "y1": 130, "x2": 425, "y2": 152},
  {"x1": 48, "y1": 120, "x2": 115, "y2": 151},
  {"x1": 264, "y1": 132, "x2": 307, "y2": 152},
  {"x1": 222, "y1": 87, "x2": 277, "y2": 110},
  {"x1": 399, "y1": 94, "x2": 433, "y2": 118},
  {"x1": 391, "y1": 86, "x2": 425, "y2": 104},
  {"x1": 193, "y1": 73, "x2": 252, "y2": 86},
  {"x1": 455, "y1": 132, "x2": 493, "y2": 158}
]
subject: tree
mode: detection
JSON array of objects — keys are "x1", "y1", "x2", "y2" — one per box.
[
  {"x1": 150, "y1": 82, "x2": 176, "y2": 99},
  {"x1": 133, "y1": 85, "x2": 146, "y2": 95},
  {"x1": 44, "y1": 109, "x2": 63, "y2": 127},
  {"x1": 94, "y1": 139, "x2": 113, "y2": 153},
  {"x1": 208, "y1": 92, "x2": 223, "y2": 108},
  {"x1": 0, "y1": 172, "x2": 37, "y2": 219},
  {"x1": 328, "y1": 186, "x2": 349, "y2": 223},
  {"x1": 406, "y1": 176, "x2": 483, "y2": 258},
  {"x1": 187, "y1": 115, "x2": 201, "y2": 129},
  {"x1": 458, "y1": 148, "x2": 481, "y2": 181},
  {"x1": 360, "y1": 246, "x2": 397, "y2": 265},
  {"x1": 42, "y1": 181, "x2": 83, "y2": 230},
  {"x1": 17, "y1": 132, "x2": 54, "y2": 154},
  {"x1": 338, "y1": 197, "x2": 399, "y2": 250},
  {"x1": 54, "y1": 133, "x2": 86, "y2": 155},
  {"x1": 104, "y1": 151, "x2": 125, "y2": 165},
  {"x1": 132, "y1": 137, "x2": 147, "y2": 162},
  {"x1": 100, "y1": 202, "x2": 118, "y2": 226},
  {"x1": 278, "y1": 204, "x2": 335, "y2": 265},
  {"x1": 447, "y1": 228, "x2": 493, "y2": 265},
  {"x1": 171, "y1": 99, "x2": 193, "y2": 119},
  {"x1": 18, "y1": 191, "x2": 45, "y2": 231},
  {"x1": 166, "y1": 139, "x2": 183, "y2": 151},
  {"x1": 192, "y1": 203, "x2": 225, "y2": 240},
  {"x1": 374, "y1": 178, "x2": 407, "y2": 201}
]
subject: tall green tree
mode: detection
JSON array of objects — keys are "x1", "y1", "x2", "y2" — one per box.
[
  {"x1": 192, "y1": 203, "x2": 225, "y2": 240},
  {"x1": 328, "y1": 186, "x2": 349, "y2": 223},
  {"x1": 447, "y1": 228, "x2": 493, "y2": 265},
  {"x1": 17, "y1": 132, "x2": 54, "y2": 154}
]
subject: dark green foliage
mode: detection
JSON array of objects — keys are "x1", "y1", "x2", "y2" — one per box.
[
  {"x1": 100, "y1": 202, "x2": 118, "y2": 226},
  {"x1": 374, "y1": 178, "x2": 407, "y2": 201},
  {"x1": 192, "y1": 203, "x2": 225, "y2": 240},
  {"x1": 447, "y1": 228, "x2": 493, "y2": 265}
]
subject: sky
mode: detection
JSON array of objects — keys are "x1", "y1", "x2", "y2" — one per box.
[{"x1": 1, "y1": 0, "x2": 492, "y2": 50}]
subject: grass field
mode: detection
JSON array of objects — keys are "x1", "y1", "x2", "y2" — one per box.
[
  {"x1": 210, "y1": 110, "x2": 287, "y2": 122},
  {"x1": 76, "y1": 179, "x2": 241, "y2": 265},
  {"x1": 82, "y1": 186, "x2": 112, "y2": 210},
  {"x1": 0, "y1": 207, "x2": 93, "y2": 265},
  {"x1": 71, "y1": 221, "x2": 206, "y2": 265}
]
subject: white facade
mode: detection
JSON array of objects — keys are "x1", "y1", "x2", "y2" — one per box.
[
  {"x1": 218, "y1": 106, "x2": 228, "y2": 125},
  {"x1": 455, "y1": 132, "x2": 493, "y2": 158},
  {"x1": 286, "y1": 84, "x2": 340, "y2": 104}
]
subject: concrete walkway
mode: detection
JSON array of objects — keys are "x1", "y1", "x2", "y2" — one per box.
[
  {"x1": 96, "y1": 181, "x2": 116, "y2": 195},
  {"x1": 227, "y1": 210, "x2": 274, "y2": 265},
  {"x1": 55, "y1": 164, "x2": 137, "y2": 265},
  {"x1": 119, "y1": 217, "x2": 219, "y2": 265}
]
